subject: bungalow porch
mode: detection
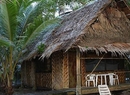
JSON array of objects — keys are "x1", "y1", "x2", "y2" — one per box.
[
  {"x1": 66, "y1": 83, "x2": 130, "y2": 94},
  {"x1": 21, "y1": 49, "x2": 130, "y2": 95}
]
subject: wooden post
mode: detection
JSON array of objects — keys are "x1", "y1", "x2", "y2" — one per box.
[{"x1": 76, "y1": 49, "x2": 81, "y2": 95}]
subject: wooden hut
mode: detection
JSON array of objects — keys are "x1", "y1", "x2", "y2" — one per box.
[{"x1": 21, "y1": 0, "x2": 130, "y2": 94}]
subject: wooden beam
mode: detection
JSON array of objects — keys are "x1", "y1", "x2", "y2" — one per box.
[
  {"x1": 117, "y1": 0, "x2": 123, "y2": 2},
  {"x1": 76, "y1": 49, "x2": 81, "y2": 95},
  {"x1": 80, "y1": 57, "x2": 125, "y2": 59}
]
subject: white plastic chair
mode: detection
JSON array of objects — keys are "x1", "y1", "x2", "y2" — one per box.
[
  {"x1": 98, "y1": 85, "x2": 111, "y2": 95},
  {"x1": 85, "y1": 74, "x2": 96, "y2": 87},
  {"x1": 113, "y1": 74, "x2": 119, "y2": 85},
  {"x1": 108, "y1": 73, "x2": 114, "y2": 85},
  {"x1": 108, "y1": 73, "x2": 119, "y2": 85}
]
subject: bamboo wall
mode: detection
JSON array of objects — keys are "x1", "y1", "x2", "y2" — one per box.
[
  {"x1": 22, "y1": 50, "x2": 127, "y2": 90},
  {"x1": 21, "y1": 60, "x2": 52, "y2": 89},
  {"x1": 81, "y1": 59, "x2": 86, "y2": 86},
  {"x1": 36, "y1": 73, "x2": 52, "y2": 88},
  {"x1": 51, "y1": 51, "x2": 63, "y2": 89},
  {"x1": 51, "y1": 50, "x2": 77, "y2": 89},
  {"x1": 21, "y1": 51, "x2": 72, "y2": 90},
  {"x1": 62, "y1": 52, "x2": 69, "y2": 88},
  {"x1": 21, "y1": 61, "x2": 35, "y2": 87}
]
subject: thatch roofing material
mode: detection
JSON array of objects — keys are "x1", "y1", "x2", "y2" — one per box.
[
  {"x1": 77, "y1": 7, "x2": 130, "y2": 47},
  {"x1": 41, "y1": 0, "x2": 130, "y2": 58},
  {"x1": 25, "y1": 0, "x2": 130, "y2": 60},
  {"x1": 42, "y1": 0, "x2": 112, "y2": 58},
  {"x1": 79, "y1": 43, "x2": 130, "y2": 56}
]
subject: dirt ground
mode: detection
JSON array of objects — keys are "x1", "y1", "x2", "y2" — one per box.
[
  {"x1": 0, "y1": 89, "x2": 130, "y2": 95},
  {"x1": 0, "y1": 88, "x2": 68, "y2": 95}
]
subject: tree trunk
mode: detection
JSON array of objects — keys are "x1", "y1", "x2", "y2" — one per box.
[
  {"x1": 4, "y1": 77, "x2": 14, "y2": 95},
  {"x1": 5, "y1": 86, "x2": 14, "y2": 95}
]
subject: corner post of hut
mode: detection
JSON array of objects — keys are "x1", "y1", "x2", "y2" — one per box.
[{"x1": 76, "y1": 48, "x2": 82, "y2": 95}]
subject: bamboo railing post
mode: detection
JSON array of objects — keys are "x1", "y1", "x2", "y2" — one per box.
[{"x1": 76, "y1": 49, "x2": 81, "y2": 95}]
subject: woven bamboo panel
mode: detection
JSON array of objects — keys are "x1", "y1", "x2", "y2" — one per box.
[
  {"x1": 62, "y1": 52, "x2": 69, "y2": 88},
  {"x1": 30, "y1": 62, "x2": 36, "y2": 87},
  {"x1": 21, "y1": 62, "x2": 26, "y2": 86},
  {"x1": 21, "y1": 61, "x2": 30, "y2": 86},
  {"x1": 52, "y1": 51, "x2": 63, "y2": 89},
  {"x1": 36, "y1": 73, "x2": 52, "y2": 88},
  {"x1": 24, "y1": 62, "x2": 28, "y2": 86},
  {"x1": 22, "y1": 61, "x2": 52, "y2": 88},
  {"x1": 81, "y1": 59, "x2": 86, "y2": 86},
  {"x1": 22, "y1": 61, "x2": 36, "y2": 87},
  {"x1": 24, "y1": 61, "x2": 35, "y2": 87},
  {"x1": 26, "y1": 62, "x2": 32, "y2": 86},
  {"x1": 116, "y1": 71, "x2": 125, "y2": 83}
]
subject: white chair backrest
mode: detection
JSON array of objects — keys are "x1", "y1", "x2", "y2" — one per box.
[
  {"x1": 86, "y1": 74, "x2": 95, "y2": 80},
  {"x1": 114, "y1": 74, "x2": 118, "y2": 78},
  {"x1": 108, "y1": 73, "x2": 114, "y2": 75}
]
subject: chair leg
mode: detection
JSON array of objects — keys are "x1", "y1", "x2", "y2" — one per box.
[
  {"x1": 117, "y1": 79, "x2": 119, "y2": 85},
  {"x1": 113, "y1": 79, "x2": 115, "y2": 85},
  {"x1": 86, "y1": 81, "x2": 87, "y2": 87},
  {"x1": 88, "y1": 81, "x2": 90, "y2": 87},
  {"x1": 93, "y1": 81, "x2": 95, "y2": 87},
  {"x1": 114, "y1": 79, "x2": 119, "y2": 85},
  {"x1": 86, "y1": 81, "x2": 96, "y2": 87}
]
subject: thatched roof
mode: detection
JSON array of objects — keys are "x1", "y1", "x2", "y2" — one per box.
[
  {"x1": 79, "y1": 43, "x2": 130, "y2": 56},
  {"x1": 26, "y1": 0, "x2": 130, "y2": 59}
]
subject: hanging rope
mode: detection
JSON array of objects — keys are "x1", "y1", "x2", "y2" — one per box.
[{"x1": 90, "y1": 54, "x2": 105, "y2": 74}]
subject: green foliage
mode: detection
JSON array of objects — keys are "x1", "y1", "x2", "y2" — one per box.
[
  {"x1": 0, "y1": 1, "x2": 17, "y2": 41},
  {"x1": 0, "y1": 0, "x2": 61, "y2": 93},
  {"x1": 0, "y1": 0, "x2": 89, "y2": 94},
  {"x1": 127, "y1": 0, "x2": 130, "y2": 5},
  {"x1": 37, "y1": 43, "x2": 45, "y2": 53},
  {"x1": 0, "y1": 35, "x2": 14, "y2": 47}
]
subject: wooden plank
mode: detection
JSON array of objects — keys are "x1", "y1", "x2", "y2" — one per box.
[
  {"x1": 31, "y1": 84, "x2": 130, "y2": 95},
  {"x1": 81, "y1": 59, "x2": 86, "y2": 86},
  {"x1": 80, "y1": 57, "x2": 125, "y2": 59},
  {"x1": 76, "y1": 49, "x2": 82, "y2": 95},
  {"x1": 68, "y1": 50, "x2": 76, "y2": 88},
  {"x1": 82, "y1": 84, "x2": 130, "y2": 94}
]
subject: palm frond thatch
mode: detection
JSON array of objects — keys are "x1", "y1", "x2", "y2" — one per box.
[
  {"x1": 41, "y1": 0, "x2": 113, "y2": 58},
  {"x1": 25, "y1": 0, "x2": 130, "y2": 59}
]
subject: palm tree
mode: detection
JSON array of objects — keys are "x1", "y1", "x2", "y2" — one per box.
[
  {"x1": 0, "y1": 0, "x2": 91, "y2": 94},
  {"x1": 0, "y1": 0, "x2": 60, "y2": 95}
]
